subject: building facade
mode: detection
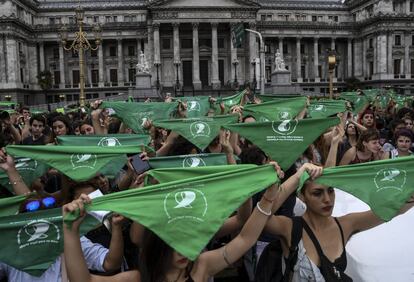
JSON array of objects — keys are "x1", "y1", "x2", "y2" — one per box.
[{"x1": 0, "y1": 0, "x2": 413, "y2": 105}]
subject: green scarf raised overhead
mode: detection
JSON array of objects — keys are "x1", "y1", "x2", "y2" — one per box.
[
  {"x1": 153, "y1": 115, "x2": 238, "y2": 151},
  {"x1": 214, "y1": 90, "x2": 247, "y2": 113},
  {"x1": 0, "y1": 208, "x2": 100, "y2": 276},
  {"x1": 362, "y1": 89, "x2": 381, "y2": 101},
  {"x1": 223, "y1": 117, "x2": 339, "y2": 170},
  {"x1": 57, "y1": 134, "x2": 150, "y2": 146},
  {"x1": 146, "y1": 165, "x2": 254, "y2": 184},
  {"x1": 243, "y1": 97, "x2": 307, "y2": 121},
  {"x1": 57, "y1": 134, "x2": 151, "y2": 178},
  {"x1": 100, "y1": 101, "x2": 179, "y2": 134},
  {"x1": 0, "y1": 158, "x2": 49, "y2": 194},
  {"x1": 65, "y1": 164, "x2": 279, "y2": 260},
  {"x1": 0, "y1": 194, "x2": 29, "y2": 216},
  {"x1": 256, "y1": 94, "x2": 302, "y2": 103},
  {"x1": 340, "y1": 92, "x2": 369, "y2": 114},
  {"x1": 173, "y1": 96, "x2": 212, "y2": 118},
  {"x1": 308, "y1": 99, "x2": 348, "y2": 118},
  {"x1": 299, "y1": 157, "x2": 414, "y2": 222},
  {"x1": 6, "y1": 145, "x2": 149, "y2": 181},
  {"x1": 149, "y1": 153, "x2": 230, "y2": 169}
]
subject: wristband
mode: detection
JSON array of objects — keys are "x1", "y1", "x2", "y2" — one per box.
[{"x1": 256, "y1": 202, "x2": 272, "y2": 216}]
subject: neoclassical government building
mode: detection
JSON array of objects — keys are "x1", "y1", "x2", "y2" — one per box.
[{"x1": 0, "y1": 0, "x2": 413, "y2": 105}]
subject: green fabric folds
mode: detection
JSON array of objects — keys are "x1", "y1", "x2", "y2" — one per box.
[
  {"x1": 57, "y1": 134, "x2": 151, "y2": 146},
  {"x1": 153, "y1": 115, "x2": 238, "y2": 150},
  {"x1": 223, "y1": 117, "x2": 339, "y2": 170},
  {"x1": 65, "y1": 164, "x2": 279, "y2": 260},
  {"x1": 340, "y1": 92, "x2": 370, "y2": 114},
  {"x1": 308, "y1": 99, "x2": 348, "y2": 118},
  {"x1": 173, "y1": 96, "x2": 212, "y2": 118},
  {"x1": 100, "y1": 101, "x2": 179, "y2": 134},
  {"x1": 149, "y1": 153, "x2": 230, "y2": 169},
  {"x1": 215, "y1": 90, "x2": 247, "y2": 113},
  {"x1": 6, "y1": 145, "x2": 149, "y2": 181},
  {"x1": 146, "y1": 165, "x2": 255, "y2": 184},
  {"x1": 0, "y1": 158, "x2": 49, "y2": 193},
  {"x1": 299, "y1": 157, "x2": 414, "y2": 221},
  {"x1": 243, "y1": 97, "x2": 307, "y2": 121},
  {"x1": 0, "y1": 208, "x2": 100, "y2": 276}
]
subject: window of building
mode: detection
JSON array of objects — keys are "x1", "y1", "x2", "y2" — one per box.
[
  {"x1": 369, "y1": 62, "x2": 374, "y2": 76},
  {"x1": 301, "y1": 65, "x2": 306, "y2": 78},
  {"x1": 412, "y1": 35, "x2": 414, "y2": 46},
  {"x1": 285, "y1": 15, "x2": 290, "y2": 21},
  {"x1": 395, "y1": 35, "x2": 401, "y2": 46},
  {"x1": 110, "y1": 69, "x2": 118, "y2": 83},
  {"x1": 128, "y1": 68, "x2": 136, "y2": 82},
  {"x1": 328, "y1": 16, "x2": 339, "y2": 22},
  {"x1": 128, "y1": 46, "x2": 135, "y2": 56},
  {"x1": 318, "y1": 65, "x2": 322, "y2": 77},
  {"x1": 109, "y1": 46, "x2": 117, "y2": 57},
  {"x1": 113, "y1": 16, "x2": 117, "y2": 22},
  {"x1": 181, "y1": 39, "x2": 193, "y2": 49},
  {"x1": 267, "y1": 14, "x2": 273, "y2": 21},
  {"x1": 394, "y1": 59, "x2": 401, "y2": 74},
  {"x1": 411, "y1": 1, "x2": 414, "y2": 12},
  {"x1": 124, "y1": 15, "x2": 130, "y2": 22},
  {"x1": 199, "y1": 38, "x2": 211, "y2": 48},
  {"x1": 369, "y1": 38, "x2": 373, "y2": 48},
  {"x1": 91, "y1": 70, "x2": 99, "y2": 84},
  {"x1": 411, "y1": 59, "x2": 414, "y2": 74},
  {"x1": 49, "y1": 17, "x2": 55, "y2": 25},
  {"x1": 162, "y1": 38, "x2": 171, "y2": 49},
  {"x1": 265, "y1": 43, "x2": 271, "y2": 53},
  {"x1": 94, "y1": 16, "x2": 99, "y2": 23},
  {"x1": 54, "y1": 71, "x2": 60, "y2": 85},
  {"x1": 53, "y1": 48, "x2": 59, "y2": 59},
  {"x1": 317, "y1": 16, "x2": 323, "y2": 21},
  {"x1": 300, "y1": 44, "x2": 305, "y2": 54},
  {"x1": 218, "y1": 38, "x2": 225, "y2": 49},
  {"x1": 318, "y1": 44, "x2": 322, "y2": 54},
  {"x1": 69, "y1": 16, "x2": 75, "y2": 24},
  {"x1": 90, "y1": 49, "x2": 97, "y2": 57},
  {"x1": 106, "y1": 16, "x2": 112, "y2": 23},
  {"x1": 261, "y1": 15, "x2": 266, "y2": 21},
  {"x1": 312, "y1": 15, "x2": 317, "y2": 22},
  {"x1": 367, "y1": 5, "x2": 374, "y2": 16},
  {"x1": 283, "y1": 43, "x2": 288, "y2": 54},
  {"x1": 72, "y1": 50, "x2": 78, "y2": 58},
  {"x1": 72, "y1": 70, "x2": 80, "y2": 86}
]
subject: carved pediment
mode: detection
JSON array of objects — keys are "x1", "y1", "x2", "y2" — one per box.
[{"x1": 149, "y1": 0, "x2": 260, "y2": 9}]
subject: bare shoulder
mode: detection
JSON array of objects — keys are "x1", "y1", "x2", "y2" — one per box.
[
  {"x1": 92, "y1": 270, "x2": 140, "y2": 282},
  {"x1": 265, "y1": 215, "x2": 292, "y2": 245}
]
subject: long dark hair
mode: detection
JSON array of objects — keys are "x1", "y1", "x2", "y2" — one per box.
[
  {"x1": 356, "y1": 128, "x2": 379, "y2": 151},
  {"x1": 139, "y1": 229, "x2": 191, "y2": 282}
]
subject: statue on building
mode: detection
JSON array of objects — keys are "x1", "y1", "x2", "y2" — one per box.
[
  {"x1": 136, "y1": 51, "x2": 150, "y2": 73},
  {"x1": 274, "y1": 49, "x2": 287, "y2": 71}
]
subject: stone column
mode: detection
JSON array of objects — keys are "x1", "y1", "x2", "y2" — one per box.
[
  {"x1": 147, "y1": 25, "x2": 155, "y2": 85},
  {"x1": 406, "y1": 0, "x2": 411, "y2": 13},
  {"x1": 278, "y1": 37, "x2": 283, "y2": 56},
  {"x1": 0, "y1": 35, "x2": 5, "y2": 82},
  {"x1": 173, "y1": 22, "x2": 181, "y2": 85},
  {"x1": 98, "y1": 41, "x2": 104, "y2": 87},
  {"x1": 27, "y1": 43, "x2": 38, "y2": 85},
  {"x1": 249, "y1": 22, "x2": 257, "y2": 82},
  {"x1": 192, "y1": 22, "x2": 201, "y2": 89},
  {"x1": 296, "y1": 37, "x2": 302, "y2": 82},
  {"x1": 230, "y1": 24, "x2": 237, "y2": 84},
  {"x1": 59, "y1": 45, "x2": 66, "y2": 87},
  {"x1": 331, "y1": 37, "x2": 336, "y2": 51},
  {"x1": 353, "y1": 39, "x2": 363, "y2": 78},
  {"x1": 405, "y1": 32, "x2": 411, "y2": 76},
  {"x1": 211, "y1": 22, "x2": 220, "y2": 89},
  {"x1": 362, "y1": 38, "x2": 367, "y2": 78},
  {"x1": 377, "y1": 33, "x2": 387, "y2": 79},
  {"x1": 387, "y1": 32, "x2": 393, "y2": 77},
  {"x1": 373, "y1": 36, "x2": 378, "y2": 75},
  {"x1": 39, "y1": 42, "x2": 45, "y2": 71},
  {"x1": 5, "y1": 36, "x2": 18, "y2": 84},
  {"x1": 153, "y1": 23, "x2": 161, "y2": 64},
  {"x1": 117, "y1": 39, "x2": 124, "y2": 85},
  {"x1": 313, "y1": 37, "x2": 320, "y2": 81},
  {"x1": 347, "y1": 38, "x2": 353, "y2": 78}
]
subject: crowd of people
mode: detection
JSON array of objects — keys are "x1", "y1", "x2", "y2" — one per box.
[{"x1": 0, "y1": 88, "x2": 413, "y2": 282}]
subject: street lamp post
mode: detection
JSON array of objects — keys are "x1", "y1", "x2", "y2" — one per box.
[
  {"x1": 251, "y1": 59, "x2": 257, "y2": 95},
  {"x1": 154, "y1": 62, "x2": 161, "y2": 96},
  {"x1": 232, "y1": 58, "x2": 239, "y2": 89},
  {"x1": 174, "y1": 61, "x2": 181, "y2": 95},
  {"x1": 245, "y1": 29, "x2": 265, "y2": 95},
  {"x1": 328, "y1": 50, "x2": 336, "y2": 100},
  {"x1": 59, "y1": 6, "x2": 101, "y2": 108}
]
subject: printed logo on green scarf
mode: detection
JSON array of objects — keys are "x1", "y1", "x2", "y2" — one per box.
[
  {"x1": 97, "y1": 137, "x2": 121, "y2": 147},
  {"x1": 133, "y1": 111, "x2": 153, "y2": 127},
  {"x1": 278, "y1": 110, "x2": 292, "y2": 120},
  {"x1": 17, "y1": 220, "x2": 60, "y2": 249},
  {"x1": 182, "y1": 156, "x2": 206, "y2": 167},
  {"x1": 15, "y1": 158, "x2": 37, "y2": 171},
  {"x1": 271, "y1": 119, "x2": 299, "y2": 136},
  {"x1": 374, "y1": 168, "x2": 407, "y2": 192},
  {"x1": 164, "y1": 187, "x2": 208, "y2": 224},
  {"x1": 188, "y1": 101, "x2": 201, "y2": 112},
  {"x1": 311, "y1": 104, "x2": 327, "y2": 112},
  {"x1": 190, "y1": 121, "x2": 211, "y2": 137},
  {"x1": 71, "y1": 154, "x2": 98, "y2": 169}
]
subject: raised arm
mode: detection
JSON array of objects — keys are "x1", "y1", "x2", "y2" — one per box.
[
  {"x1": 0, "y1": 152, "x2": 31, "y2": 195},
  {"x1": 102, "y1": 215, "x2": 125, "y2": 272},
  {"x1": 324, "y1": 126, "x2": 344, "y2": 168}
]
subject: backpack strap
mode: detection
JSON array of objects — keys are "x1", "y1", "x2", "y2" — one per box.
[{"x1": 282, "y1": 216, "x2": 303, "y2": 281}]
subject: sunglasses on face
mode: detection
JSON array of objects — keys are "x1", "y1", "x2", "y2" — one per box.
[{"x1": 25, "y1": 197, "x2": 57, "y2": 212}]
